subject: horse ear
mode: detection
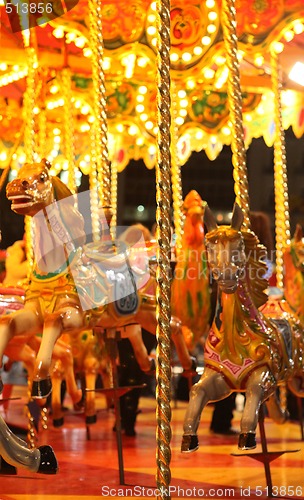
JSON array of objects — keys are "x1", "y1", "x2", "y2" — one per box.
[
  {"x1": 294, "y1": 224, "x2": 303, "y2": 242},
  {"x1": 204, "y1": 204, "x2": 218, "y2": 232},
  {"x1": 41, "y1": 158, "x2": 51, "y2": 170},
  {"x1": 231, "y1": 203, "x2": 244, "y2": 231}
]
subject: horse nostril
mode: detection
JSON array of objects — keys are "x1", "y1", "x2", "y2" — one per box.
[{"x1": 22, "y1": 180, "x2": 29, "y2": 188}]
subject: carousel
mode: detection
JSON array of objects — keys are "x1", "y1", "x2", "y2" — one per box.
[{"x1": 1, "y1": 0, "x2": 304, "y2": 498}]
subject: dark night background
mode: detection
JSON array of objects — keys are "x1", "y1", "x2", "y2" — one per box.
[{"x1": 1, "y1": 128, "x2": 304, "y2": 249}]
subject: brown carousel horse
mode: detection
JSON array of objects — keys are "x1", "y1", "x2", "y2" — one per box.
[
  {"x1": 181, "y1": 203, "x2": 304, "y2": 453},
  {"x1": 283, "y1": 224, "x2": 304, "y2": 325},
  {"x1": 1, "y1": 159, "x2": 194, "y2": 406}
]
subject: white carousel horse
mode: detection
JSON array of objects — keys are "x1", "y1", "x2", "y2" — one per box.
[
  {"x1": 0, "y1": 159, "x2": 194, "y2": 404},
  {"x1": 181, "y1": 203, "x2": 304, "y2": 452}
]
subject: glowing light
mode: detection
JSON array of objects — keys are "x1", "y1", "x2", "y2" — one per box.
[
  {"x1": 178, "y1": 90, "x2": 186, "y2": 98},
  {"x1": 170, "y1": 53, "x2": 179, "y2": 62},
  {"x1": 53, "y1": 28, "x2": 64, "y2": 38},
  {"x1": 175, "y1": 117, "x2": 184, "y2": 125},
  {"x1": 207, "y1": 24, "x2": 216, "y2": 34},
  {"x1": 206, "y1": 0, "x2": 215, "y2": 7},
  {"x1": 208, "y1": 11, "x2": 217, "y2": 21},
  {"x1": 145, "y1": 121, "x2": 154, "y2": 130},
  {"x1": 289, "y1": 62, "x2": 304, "y2": 87},
  {"x1": 203, "y1": 68, "x2": 215, "y2": 79},
  {"x1": 0, "y1": 63, "x2": 7, "y2": 71},
  {"x1": 147, "y1": 26, "x2": 157, "y2": 35},
  {"x1": 201, "y1": 36, "x2": 211, "y2": 46},
  {"x1": 136, "y1": 104, "x2": 145, "y2": 113},
  {"x1": 75, "y1": 37, "x2": 86, "y2": 48},
  {"x1": 254, "y1": 54, "x2": 264, "y2": 67},
  {"x1": 294, "y1": 22, "x2": 304, "y2": 35},
  {"x1": 116, "y1": 124, "x2": 124, "y2": 133},
  {"x1": 186, "y1": 79, "x2": 195, "y2": 89},
  {"x1": 83, "y1": 48, "x2": 93, "y2": 58},
  {"x1": 195, "y1": 130, "x2": 204, "y2": 139},
  {"x1": 284, "y1": 30, "x2": 294, "y2": 42},
  {"x1": 137, "y1": 205, "x2": 145, "y2": 212},
  {"x1": 138, "y1": 85, "x2": 148, "y2": 94},
  {"x1": 271, "y1": 41, "x2": 284, "y2": 54},
  {"x1": 50, "y1": 85, "x2": 59, "y2": 94},
  {"x1": 193, "y1": 46, "x2": 203, "y2": 56}
]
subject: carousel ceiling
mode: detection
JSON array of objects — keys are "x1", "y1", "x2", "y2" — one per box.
[{"x1": 0, "y1": 0, "x2": 304, "y2": 175}]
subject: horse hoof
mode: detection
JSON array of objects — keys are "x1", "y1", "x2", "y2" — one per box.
[
  {"x1": 181, "y1": 434, "x2": 199, "y2": 453},
  {"x1": 0, "y1": 457, "x2": 17, "y2": 475},
  {"x1": 85, "y1": 414, "x2": 97, "y2": 425},
  {"x1": 37, "y1": 445, "x2": 58, "y2": 474},
  {"x1": 32, "y1": 378, "x2": 52, "y2": 399},
  {"x1": 238, "y1": 432, "x2": 256, "y2": 450},
  {"x1": 53, "y1": 417, "x2": 64, "y2": 428}
]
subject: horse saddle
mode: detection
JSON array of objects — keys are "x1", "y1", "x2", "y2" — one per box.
[{"x1": 70, "y1": 240, "x2": 150, "y2": 317}]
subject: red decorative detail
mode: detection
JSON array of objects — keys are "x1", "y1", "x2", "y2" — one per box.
[
  {"x1": 299, "y1": 108, "x2": 304, "y2": 128},
  {"x1": 235, "y1": 0, "x2": 284, "y2": 38}
]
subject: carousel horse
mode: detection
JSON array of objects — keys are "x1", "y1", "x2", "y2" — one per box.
[
  {"x1": 181, "y1": 203, "x2": 304, "y2": 452},
  {"x1": 283, "y1": 224, "x2": 304, "y2": 324},
  {"x1": 1, "y1": 158, "x2": 194, "y2": 403},
  {"x1": 171, "y1": 190, "x2": 211, "y2": 350}
]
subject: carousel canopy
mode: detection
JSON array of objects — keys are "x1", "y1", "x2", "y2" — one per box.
[{"x1": 0, "y1": 0, "x2": 304, "y2": 174}]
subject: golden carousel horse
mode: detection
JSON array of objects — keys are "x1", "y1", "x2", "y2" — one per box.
[
  {"x1": 0, "y1": 158, "x2": 194, "y2": 405},
  {"x1": 283, "y1": 224, "x2": 304, "y2": 324},
  {"x1": 171, "y1": 190, "x2": 211, "y2": 350},
  {"x1": 181, "y1": 203, "x2": 304, "y2": 453}
]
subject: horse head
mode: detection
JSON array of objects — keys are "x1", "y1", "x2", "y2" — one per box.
[
  {"x1": 6, "y1": 158, "x2": 72, "y2": 217},
  {"x1": 182, "y1": 190, "x2": 206, "y2": 249},
  {"x1": 204, "y1": 203, "x2": 246, "y2": 294}
]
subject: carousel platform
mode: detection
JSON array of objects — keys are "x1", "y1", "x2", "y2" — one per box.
[{"x1": 1, "y1": 384, "x2": 304, "y2": 500}]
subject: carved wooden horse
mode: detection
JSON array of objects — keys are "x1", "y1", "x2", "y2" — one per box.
[
  {"x1": 1, "y1": 159, "x2": 194, "y2": 404},
  {"x1": 171, "y1": 190, "x2": 211, "y2": 349},
  {"x1": 181, "y1": 203, "x2": 304, "y2": 452}
]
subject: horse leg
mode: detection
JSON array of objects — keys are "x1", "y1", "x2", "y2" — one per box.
[
  {"x1": 265, "y1": 390, "x2": 288, "y2": 424},
  {"x1": 239, "y1": 367, "x2": 273, "y2": 450},
  {"x1": 170, "y1": 317, "x2": 195, "y2": 371},
  {"x1": 0, "y1": 414, "x2": 58, "y2": 474},
  {"x1": 122, "y1": 324, "x2": 154, "y2": 372},
  {"x1": 32, "y1": 306, "x2": 83, "y2": 399},
  {"x1": 182, "y1": 368, "x2": 231, "y2": 453},
  {"x1": 52, "y1": 339, "x2": 82, "y2": 406},
  {"x1": 0, "y1": 309, "x2": 39, "y2": 390}
]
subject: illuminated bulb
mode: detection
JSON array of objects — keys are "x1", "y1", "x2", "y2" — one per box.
[
  {"x1": 244, "y1": 114, "x2": 252, "y2": 122},
  {"x1": 182, "y1": 52, "x2": 192, "y2": 62},
  {"x1": 137, "y1": 57, "x2": 147, "y2": 68},
  {"x1": 170, "y1": 53, "x2": 179, "y2": 62},
  {"x1": 201, "y1": 36, "x2": 211, "y2": 46},
  {"x1": 254, "y1": 54, "x2": 264, "y2": 66},
  {"x1": 136, "y1": 95, "x2": 144, "y2": 102},
  {"x1": 148, "y1": 14, "x2": 156, "y2": 22},
  {"x1": 81, "y1": 104, "x2": 90, "y2": 115},
  {"x1": 153, "y1": 127, "x2": 158, "y2": 135},
  {"x1": 147, "y1": 26, "x2": 157, "y2": 35},
  {"x1": 206, "y1": 0, "x2": 215, "y2": 7},
  {"x1": 12, "y1": 65, "x2": 19, "y2": 71},
  {"x1": 80, "y1": 123, "x2": 90, "y2": 132},
  {"x1": 203, "y1": 68, "x2": 215, "y2": 79},
  {"x1": 148, "y1": 145, "x2": 156, "y2": 154},
  {"x1": 210, "y1": 135, "x2": 217, "y2": 144},
  {"x1": 284, "y1": 30, "x2": 294, "y2": 42},
  {"x1": 84, "y1": 154, "x2": 90, "y2": 161},
  {"x1": 58, "y1": 98, "x2": 64, "y2": 106},
  {"x1": 207, "y1": 24, "x2": 216, "y2": 34},
  {"x1": 53, "y1": 127, "x2": 61, "y2": 135},
  {"x1": 136, "y1": 137, "x2": 144, "y2": 145},
  {"x1": 214, "y1": 55, "x2": 226, "y2": 65},
  {"x1": 140, "y1": 113, "x2": 148, "y2": 121},
  {"x1": 175, "y1": 117, "x2": 184, "y2": 125},
  {"x1": 150, "y1": 1, "x2": 157, "y2": 11},
  {"x1": 75, "y1": 37, "x2": 86, "y2": 48},
  {"x1": 186, "y1": 80, "x2": 195, "y2": 89},
  {"x1": 50, "y1": 85, "x2": 59, "y2": 94},
  {"x1": 116, "y1": 124, "x2": 124, "y2": 133},
  {"x1": 74, "y1": 100, "x2": 82, "y2": 109},
  {"x1": 271, "y1": 41, "x2": 284, "y2": 53},
  {"x1": 0, "y1": 151, "x2": 7, "y2": 161},
  {"x1": 33, "y1": 107, "x2": 40, "y2": 114},
  {"x1": 128, "y1": 125, "x2": 137, "y2": 136},
  {"x1": 0, "y1": 63, "x2": 7, "y2": 71},
  {"x1": 180, "y1": 109, "x2": 187, "y2": 117},
  {"x1": 289, "y1": 62, "x2": 304, "y2": 87},
  {"x1": 195, "y1": 130, "x2": 204, "y2": 139},
  {"x1": 53, "y1": 28, "x2": 64, "y2": 38},
  {"x1": 54, "y1": 136, "x2": 61, "y2": 143},
  {"x1": 222, "y1": 126, "x2": 231, "y2": 135},
  {"x1": 83, "y1": 48, "x2": 92, "y2": 58},
  {"x1": 138, "y1": 86, "x2": 147, "y2": 94},
  {"x1": 294, "y1": 22, "x2": 304, "y2": 35},
  {"x1": 47, "y1": 102, "x2": 55, "y2": 110},
  {"x1": 145, "y1": 121, "x2": 154, "y2": 130},
  {"x1": 136, "y1": 104, "x2": 145, "y2": 113},
  {"x1": 193, "y1": 46, "x2": 203, "y2": 55},
  {"x1": 180, "y1": 99, "x2": 188, "y2": 108},
  {"x1": 178, "y1": 90, "x2": 186, "y2": 98},
  {"x1": 208, "y1": 11, "x2": 217, "y2": 21},
  {"x1": 88, "y1": 115, "x2": 95, "y2": 123},
  {"x1": 66, "y1": 32, "x2": 76, "y2": 42}
]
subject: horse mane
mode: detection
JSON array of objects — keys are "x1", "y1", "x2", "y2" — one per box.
[
  {"x1": 51, "y1": 175, "x2": 86, "y2": 247},
  {"x1": 242, "y1": 229, "x2": 268, "y2": 308}
]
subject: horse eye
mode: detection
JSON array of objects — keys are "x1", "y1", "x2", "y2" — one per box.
[{"x1": 40, "y1": 174, "x2": 47, "y2": 182}]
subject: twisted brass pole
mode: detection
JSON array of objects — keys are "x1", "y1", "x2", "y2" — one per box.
[
  {"x1": 62, "y1": 67, "x2": 76, "y2": 194},
  {"x1": 271, "y1": 50, "x2": 290, "y2": 290},
  {"x1": 170, "y1": 82, "x2": 184, "y2": 252},
  {"x1": 155, "y1": 0, "x2": 172, "y2": 497},
  {"x1": 89, "y1": 0, "x2": 111, "y2": 209},
  {"x1": 222, "y1": 0, "x2": 250, "y2": 229}
]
